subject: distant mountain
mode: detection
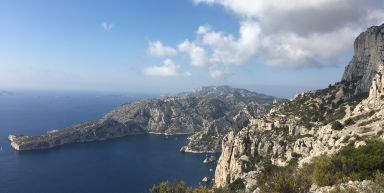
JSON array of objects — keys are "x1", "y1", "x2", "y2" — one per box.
[
  {"x1": 9, "y1": 86, "x2": 279, "y2": 152},
  {"x1": 177, "y1": 86, "x2": 275, "y2": 102}
]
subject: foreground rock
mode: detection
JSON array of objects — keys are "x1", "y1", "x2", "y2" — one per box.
[
  {"x1": 9, "y1": 86, "x2": 277, "y2": 152},
  {"x1": 214, "y1": 24, "x2": 384, "y2": 192}
]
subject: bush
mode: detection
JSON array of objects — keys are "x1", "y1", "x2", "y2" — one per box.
[
  {"x1": 331, "y1": 121, "x2": 343, "y2": 130},
  {"x1": 150, "y1": 181, "x2": 211, "y2": 193},
  {"x1": 311, "y1": 155, "x2": 340, "y2": 186},
  {"x1": 344, "y1": 118, "x2": 355, "y2": 126},
  {"x1": 258, "y1": 161, "x2": 311, "y2": 193},
  {"x1": 228, "y1": 178, "x2": 245, "y2": 192},
  {"x1": 311, "y1": 141, "x2": 384, "y2": 186}
]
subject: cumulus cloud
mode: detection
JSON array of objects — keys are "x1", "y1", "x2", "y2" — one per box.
[
  {"x1": 208, "y1": 66, "x2": 230, "y2": 79},
  {"x1": 148, "y1": 41, "x2": 177, "y2": 57},
  {"x1": 101, "y1": 22, "x2": 114, "y2": 32},
  {"x1": 178, "y1": 40, "x2": 209, "y2": 67},
  {"x1": 144, "y1": 59, "x2": 191, "y2": 77},
  {"x1": 188, "y1": 0, "x2": 384, "y2": 68},
  {"x1": 146, "y1": 0, "x2": 384, "y2": 78},
  {"x1": 196, "y1": 22, "x2": 261, "y2": 65}
]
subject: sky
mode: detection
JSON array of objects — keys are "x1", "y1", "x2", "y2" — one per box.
[{"x1": 1, "y1": 0, "x2": 384, "y2": 98}]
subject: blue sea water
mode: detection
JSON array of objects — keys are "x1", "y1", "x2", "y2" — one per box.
[{"x1": 0, "y1": 91, "x2": 217, "y2": 193}]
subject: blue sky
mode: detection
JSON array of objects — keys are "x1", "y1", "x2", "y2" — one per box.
[{"x1": 1, "y1": 0, "x2": 383, "y2": 98}]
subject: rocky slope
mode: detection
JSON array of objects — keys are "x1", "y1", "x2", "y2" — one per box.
[
  {"x1": 8, "y1": 86, "x2": 277, "y2": 152},
  {"x1": 214, "y1": 24, "x2": 384, "y2": 192}
]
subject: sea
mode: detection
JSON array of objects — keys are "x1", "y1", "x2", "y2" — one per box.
[{"x1": 0, "y1": 91, "x2": 217, "y2": 193}]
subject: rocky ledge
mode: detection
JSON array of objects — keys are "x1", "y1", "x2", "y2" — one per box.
[{"x1": 8, "y1": 86, "x2": 277, "y2": 152}]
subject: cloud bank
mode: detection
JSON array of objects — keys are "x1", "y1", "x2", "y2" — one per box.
[
  {"x1": 148, "y1": 41, "x2": 178, "y2": 57},
  {"x1": 143, "y1": 59, "x2": 191, "y2": 77},
  {"x1": 145, "y1": 0, "x2": 384, "y2": 78},
  {"x1": 192, "y1": 0, "x2": 384, "y2": 67}
]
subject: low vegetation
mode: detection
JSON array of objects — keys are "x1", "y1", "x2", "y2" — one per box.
[
  {"x1": 254, "y1": 140, "x2": 384, "y2": 193},
  {"x1": 257, "y1": 161, "x2": 311, "y2": 193},
  {"x1": 149, "y1": 181, "x2": 211, "y2": 193},
  {"x1": 311, "y1": 140, "x2": 384, "y2": 186},
  {"x1": 149, "y1": 181, "x2": 241, "y2": 193},
  {"x1": 150, "y1": 141, "x2": 384, "y2": 193},
  {"x1": 274, "y1": 81, "x2": 366, "y2": 129},
  {"x1": 331, "y1": 121, "x2": 343, "y2": 130}
]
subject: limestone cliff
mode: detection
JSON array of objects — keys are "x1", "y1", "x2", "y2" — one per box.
[
  {"x1": 8, "y1": 86, "x2": 276, "y2": 152},
  {"x1": 214, "y1": 24, "x2": 384, "y2": 192},
  {"x1": 342, "y1": 24, "x2": 384, "y2": 94}
]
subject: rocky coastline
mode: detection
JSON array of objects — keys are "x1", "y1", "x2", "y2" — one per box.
[{"x1": 8, "y1": 86, "x2": 277, "y2": 152}]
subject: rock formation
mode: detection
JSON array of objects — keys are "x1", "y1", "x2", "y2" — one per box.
[
  {"x1": 214, "y1": 24, "x2": 384, "y2": 192},
  {"x1": 8, "y1": 86, "x2": 277, "y2": 152},
  {"x1": 342, "y1": 23, "x2": 384, "y2": 94}
]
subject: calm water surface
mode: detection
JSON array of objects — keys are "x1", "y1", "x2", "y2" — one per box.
[{"x1": 0, "y1": 92, "x2": 217, "y2": 193}]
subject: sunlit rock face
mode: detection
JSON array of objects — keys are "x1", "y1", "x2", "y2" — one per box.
[{"x1": 342, "y1": 24, "x2": 384, "y2": 95}]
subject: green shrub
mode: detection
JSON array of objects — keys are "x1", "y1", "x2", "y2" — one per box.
[
  {"x1": 228, "y1": 178, "x2": 245, "y2": 192},
  {"x1": 331, "y1": 121, "x2": 343, "y2": 130},
  {"x1": 344, "y1": 118, "x2": 355, "y2": 126},
  {"x1": 150, "y1": 181, "x2": 211, "y2": 193},
  {"x1": 258, "y1": 161, "x2": 311, "y2": 193},
  {"x1": 368, "y1": 110, "x2": 376, "y2": 117},
  {"x1": 311, "y1": 141, "x2": 384, "y2": 186},
  {"x1": 311, "y1": 155, "x2": 340, "y2": 186}
]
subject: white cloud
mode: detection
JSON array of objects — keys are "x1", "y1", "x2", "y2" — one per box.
[
  {"x1": 208, "y1": 66, "x2": 229, "y2": 79},
  {"x1": 101, "y1": 22, "x2": 114, "y2": 32},
  {"x1": 147, "y1": 41, "x2": 177, "y2": 57},
  {"x1": 188, "y1": 0, "x2": 384, "y2": 67},
  {"x1": 143, "y1": 59, "x2": 191, "y2": 77},
  {"x1": 178, "y1": 40, "x2": 209, "y2": 67},
  {"x1": 196, "y1": 22, "x2": 261, "y2": 65},
  {"x1": 146, "y1": 0, "x2": 384, "y2": 78}
]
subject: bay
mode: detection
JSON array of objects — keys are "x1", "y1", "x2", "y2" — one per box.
[{"x1": 0, "y1": 91, "x2": 216, "y2": 193}]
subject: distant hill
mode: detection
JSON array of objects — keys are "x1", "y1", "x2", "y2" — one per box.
[{"x1": 9, "y1": 86, "x2": 278, "y2": 152}]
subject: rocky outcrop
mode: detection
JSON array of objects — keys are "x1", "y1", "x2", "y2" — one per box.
[
  {"x1": 215, "y1": 79, "x2": 384, "y2": 192},
  {"x1": 214, "y1": 24, "x2": 384, "y2": 192},
  {"x1": 9, "y1": 86, "x2": 276, "y2": 151},
  {"x1": 342, "y1": 24, "x2": 384, "y2": 94}
]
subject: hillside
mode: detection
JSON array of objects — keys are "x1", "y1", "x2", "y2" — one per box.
[
  {"x1": 8, "y1": 86, "x2": 277, "y2": 152},
  {"x1": 214, "y1": 24, "x2": 384, "y2": 193}
]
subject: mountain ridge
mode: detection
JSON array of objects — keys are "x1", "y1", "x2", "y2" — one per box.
[{"x1": 8, "y1": 86, "x2": 278, "y2": 152}]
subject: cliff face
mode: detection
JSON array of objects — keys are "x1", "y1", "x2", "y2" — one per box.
[
  {"x1": 215, "y1": 79, "x2": 384, "y2": 192},
  {"x1": 8, "y1": 86, "x2": 276, "y2": 152},
  {"x1": 215, "y1": 24, "x2": 384, "y2": 192},
  {"x1": 342, "y1": 24, "x2": 384, "y2": 94}
]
